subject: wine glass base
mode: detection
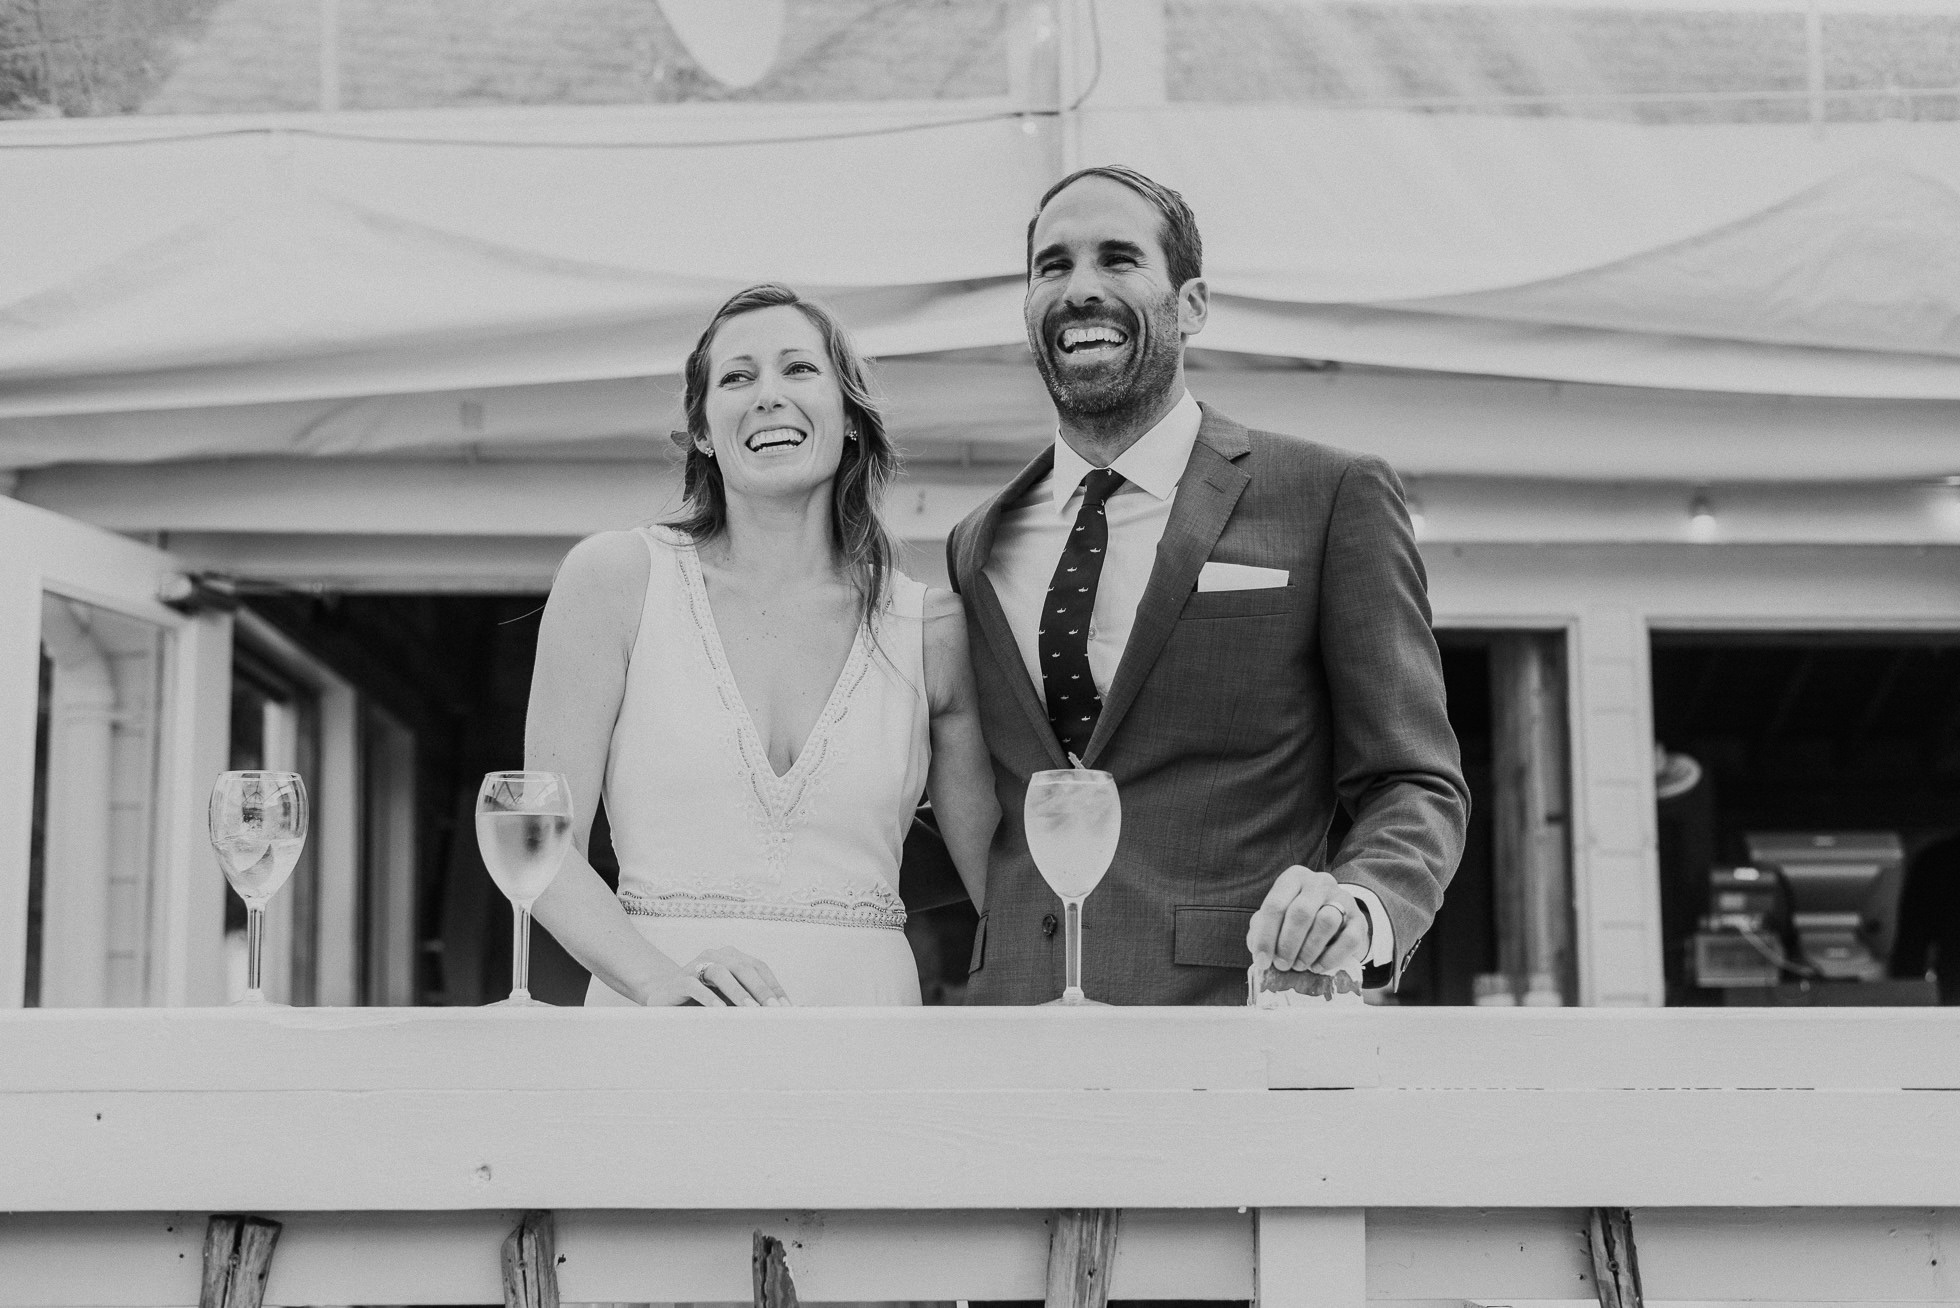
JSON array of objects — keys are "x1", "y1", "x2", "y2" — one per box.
[
  {"x1": 229, "y1": 993, "x2": 288, "y2": 1007},
  {"x1": 486, "y1": 994, "x2": 554, "y2": 1008},
  {"x1": 1040, "y1": 995, "x2": 1111, "y2": 1007}
]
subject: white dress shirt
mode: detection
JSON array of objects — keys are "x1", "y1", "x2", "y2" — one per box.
[
  {"x1": 984, "y1": 390, "x2": 1202, "y2": 700},
  {"x1": 983, "y1": 390, "x2": 1395, "y2": 975}
]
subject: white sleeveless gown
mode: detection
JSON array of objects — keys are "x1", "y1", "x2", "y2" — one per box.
[{"x1": 585, "y1": 526, "x2": 928, "y2": 1008}]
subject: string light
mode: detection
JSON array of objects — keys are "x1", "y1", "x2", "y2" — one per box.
[
  {"x1": 1935, "y1": 477, "x2": 1960, "y2": 537},
  {"x1": 1688, "y1": 491, "x2": 1717, "y2": 541}
]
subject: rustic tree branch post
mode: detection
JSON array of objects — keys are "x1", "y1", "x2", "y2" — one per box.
[
  {"x1": 1046, "y1": 1208, "x2": 1120, "y2": 1308},
  {"x1": 198, "y1": 1214, "x2": 282, "y2": 1308},
  {"x1": 1588, "y1": 1207, "x2": 1644, "y2": 1308},
  {"x1": 754, "y1": 1230, "x2": 801, "y2": 1308},
  {"x1": 501, "y1": 1209, "x2": 560, "y2": 1308}
]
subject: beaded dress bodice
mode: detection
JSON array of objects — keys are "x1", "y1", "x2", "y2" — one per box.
[{"x1": 604, "y1": 527, "x2": 929, "y2": 930}]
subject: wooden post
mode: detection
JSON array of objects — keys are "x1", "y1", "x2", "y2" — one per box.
[
  {"x1": 1491, "y1": 632, "x2": 1575, "y2": 1004},
  {"x1": 198, "y1": 1214, "x2": 281, "y2": 1308},
  {"x1": 1588, "y1": 1207, "x2": 1644, "y2": 1308},
  {"x1": 754, "y1": 1230, "x2": 800, "y2": 1308},
  {"x1": 501, "y1": 1209, "x2": 559, "y2": 1308},
  {"x1": 1046, "y1": 1208, "x2": 1120, "y2": 1308}
]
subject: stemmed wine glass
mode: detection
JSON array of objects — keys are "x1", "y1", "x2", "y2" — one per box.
[
  {"x1": 1025, "y1": 768, "x2": 1122, "y2": 1006},
  {"x1": 209, "y1": 770, "x2": 308, "y2": 1006},
  {"x1": 476, "y1": 771, "x2": 574, "y2": 1007}
]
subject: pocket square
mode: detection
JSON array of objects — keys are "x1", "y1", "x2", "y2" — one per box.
[{"x1": 1197, "y1": 561, "x2": 1289, "y2": 592}]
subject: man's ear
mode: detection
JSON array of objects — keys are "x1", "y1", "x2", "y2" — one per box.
[{"x1": 1177, "y1": 277, "x2": 1210, "y2": 338}]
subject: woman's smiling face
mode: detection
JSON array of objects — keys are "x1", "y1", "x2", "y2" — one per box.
[{"x1": 702, "y1": 304, "x2": 849, "y2": 499}]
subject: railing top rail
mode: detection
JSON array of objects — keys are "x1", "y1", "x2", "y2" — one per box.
[
  {"x1": 5, "y1": 1005, "x2": 1958, "y2": 1093},
  {"x1": 8, "y1": 1008, "x2": 1958, "y2": 1212}
]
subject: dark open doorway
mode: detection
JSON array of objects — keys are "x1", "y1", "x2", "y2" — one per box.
[
  {"x1": 246, "y1": 593, "x2": 568, "y2": 1003},
  {"x1": 243, "y1": 592, "x2": 977, "y2": 1006},
  {"x1": 1391, "y1": 637, "x2": 1496, "y2": 1006}
]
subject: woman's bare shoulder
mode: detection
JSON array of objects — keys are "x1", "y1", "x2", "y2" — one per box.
[
  {"x1": 545, "y1": 529, "x2": 655, "y2": 643},
  {"x1": 921, "y1": 585, "x2": 968, "y2": 639},
  {"x1": 556, "y1": 529, "x2": 654, "y2": 596}
]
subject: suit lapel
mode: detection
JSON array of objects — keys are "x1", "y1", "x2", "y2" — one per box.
[
  {"x1": 1082, "y1": 407, "x2": 1252, "y2": 768},
  {"x1": 958, "y1": 447, "x2": 1071, "y2": 770}
]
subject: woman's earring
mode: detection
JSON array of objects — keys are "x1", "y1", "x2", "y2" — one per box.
[
  {"x1": 846, "y1": 429, "x2": 858, "y2": 442},
  {"x1": 701, "y1": 444, "x2": 715, "y2": 458}
]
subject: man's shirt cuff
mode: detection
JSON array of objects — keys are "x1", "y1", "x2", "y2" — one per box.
[{"x1": 1345, "y1": 884, "x2": 1395, "y2": 970}]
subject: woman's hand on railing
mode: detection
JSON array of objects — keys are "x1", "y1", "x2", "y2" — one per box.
[{"x1": 645, "y1": 947, "x2": 792, "y2": 1007}]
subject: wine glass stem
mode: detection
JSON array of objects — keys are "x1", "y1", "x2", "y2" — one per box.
[
  {"x1": 510, "y1": 904, "x2": 533, "y2": 1001},
  {"x1": 245, "y1": 903, "x2": 265, "y2": 1001},
  {"x1": 1063, "y1": 897, "x2": 1085, "y2": 1000}
]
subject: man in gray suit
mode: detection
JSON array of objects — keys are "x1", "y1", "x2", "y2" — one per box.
[{"x1": 947, "y1": 165, "x2": 1468, "y2": 1004}]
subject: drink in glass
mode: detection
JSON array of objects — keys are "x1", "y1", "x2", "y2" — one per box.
[
  {"x1": 475, "y1": 771, "x2": 574, "y2": 1006},
  {"x1": 209, "y1": 770, "x2": 308, "y2": 1006},
  {"x1": 1024, "y1": 767, "x2": 1121, "y2": 1005}
]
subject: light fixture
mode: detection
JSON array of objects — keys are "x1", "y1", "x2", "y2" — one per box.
[
  {"x1": 655, "y1": 0, "x2": 786, "y2": 90},
  {"x1": 1688, "y1": 491, "x2": 1717, "y2": 540},
  {"x1": 1934, "y1": 478, "x2": 1960, "y2": 535}
]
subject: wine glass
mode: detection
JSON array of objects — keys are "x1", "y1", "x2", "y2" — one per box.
[
  {"x1": 209, "y1": 771, "x2": 308, "y2": 1006},
  {"x1": 476, "y1": 771, "x2": 574, "y2": 1007},
  {"x1": 1025, "y1": 768, "x2": 1121, "y2": 1006}
]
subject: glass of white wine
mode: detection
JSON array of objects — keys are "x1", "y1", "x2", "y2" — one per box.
[
  {"x1": 1025, "y1": 767, "x2": 1121, "y2": 1006},
  {"x1": 209, "y1": 770, "x2": 308, "y2": 1006},
  {"x1": 476, "y1": 770, "x2": 574, "y2": 1007}
]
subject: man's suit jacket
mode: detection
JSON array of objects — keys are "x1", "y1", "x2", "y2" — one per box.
[{"x1": 947, "y1": 405, "x2": 1469, "y2": 1005}]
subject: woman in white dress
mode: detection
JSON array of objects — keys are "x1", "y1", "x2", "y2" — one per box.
[{"x1": 525, "y1": 284, "x2": 997, "y2": 1007}]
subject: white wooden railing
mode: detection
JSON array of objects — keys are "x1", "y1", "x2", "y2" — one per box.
[{"x1": 3, "y1": 1006, "x2": 1958, "y2": 1306}]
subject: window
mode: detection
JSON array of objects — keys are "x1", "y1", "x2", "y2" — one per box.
[
  {"x1": 24, "y1": 595, "x2": 167, "y2": 1007},
  {"x1": 1651, "y1": 632, "x2": 1960, "y2": 1006}
]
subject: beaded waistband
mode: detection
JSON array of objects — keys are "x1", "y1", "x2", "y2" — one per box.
[{"x1": 618, "y1": 889, "x2": 906, "y2": 932}]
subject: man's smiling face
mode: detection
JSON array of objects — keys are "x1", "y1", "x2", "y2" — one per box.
[{"x1": 1024, "y1": 175, "x2": 1196, "y2": 422}]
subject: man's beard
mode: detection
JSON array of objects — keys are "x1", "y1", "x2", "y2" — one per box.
[{"x1": 1029, "y1": 290, "x2": 1183, "y2": 432}]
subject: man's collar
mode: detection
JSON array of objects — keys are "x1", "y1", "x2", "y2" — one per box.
[{"x1": 1048, "y1": 389, "x2": 1202, "y2": 513}]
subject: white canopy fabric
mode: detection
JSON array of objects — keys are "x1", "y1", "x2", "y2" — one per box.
[{"x1": 6, "y1": 1, "x2": 1960, "y2": 467}]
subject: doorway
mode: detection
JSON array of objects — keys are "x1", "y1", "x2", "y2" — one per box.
[
  {"x1": 243, "y1": 592, "x2": 980, "y2": 1007},
  {"x1": 1392, "y1": 631, "x2": 1574, "y2": 1008},
  {"x1": 244, "y1": 593, "x2": 562, "y2": 1004}
]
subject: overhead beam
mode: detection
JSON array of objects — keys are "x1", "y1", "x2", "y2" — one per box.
[
  {"x1": 18, "y1": 459, "x2": 1960, "y2": 548},
  {"x1": 12, "y1": 365, "x2": 1960, "y2": 483}
]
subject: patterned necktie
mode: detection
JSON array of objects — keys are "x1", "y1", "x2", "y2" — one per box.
[{"x1": 1040, "y1": 468, "x2": 1125, "y2": 763}]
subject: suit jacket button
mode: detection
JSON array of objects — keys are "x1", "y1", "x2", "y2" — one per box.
[{"x1": 1042, "y1": 913, "x2": 1059, "y2": 937}]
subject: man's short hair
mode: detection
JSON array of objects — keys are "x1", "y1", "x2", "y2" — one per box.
[{"x1": 1025, "y1": 164, "x2": 1203, "y2": 291}]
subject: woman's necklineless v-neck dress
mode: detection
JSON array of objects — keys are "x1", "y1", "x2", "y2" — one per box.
[{"x1": 584, "y1": 525, "x2": 929, "y2": 1007}]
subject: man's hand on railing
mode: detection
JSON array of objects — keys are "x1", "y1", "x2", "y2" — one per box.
[{"x1": 1246, "y1": 865, "x2": 1370, "y2": 978}]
